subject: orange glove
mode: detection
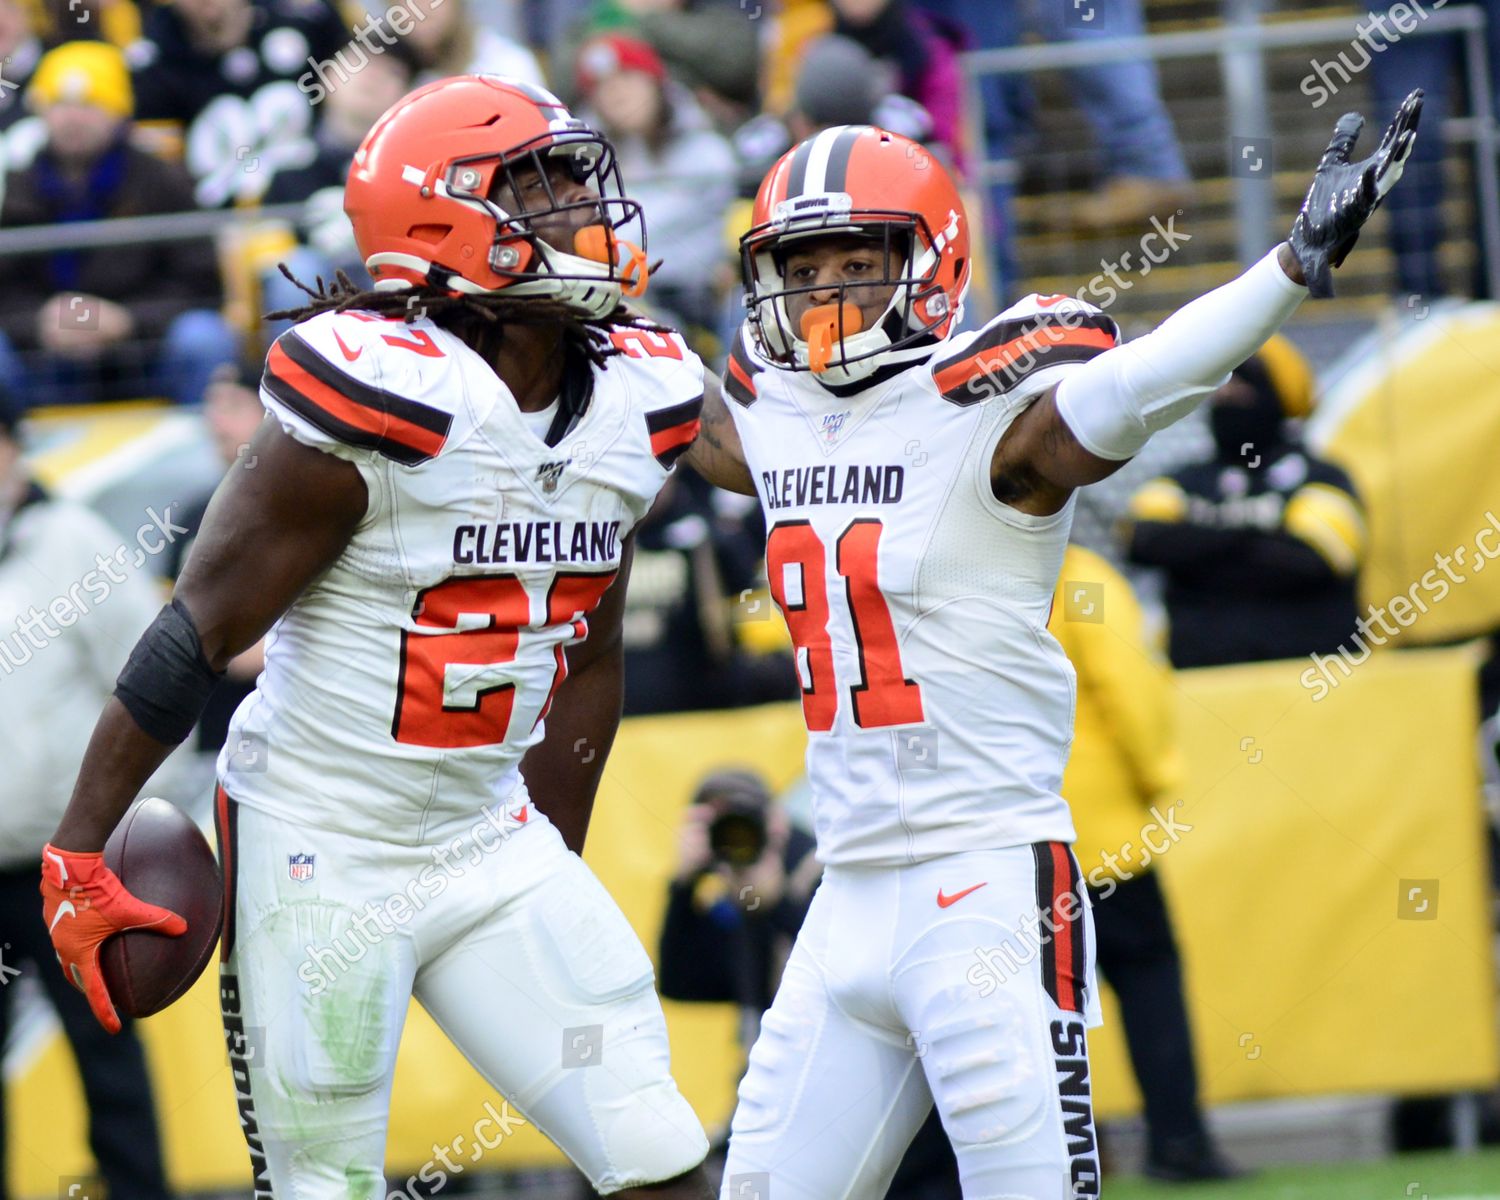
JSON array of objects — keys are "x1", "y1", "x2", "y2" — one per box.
[{"x1": 40, "y1": 844, "x2": 186, "y2": 1034}]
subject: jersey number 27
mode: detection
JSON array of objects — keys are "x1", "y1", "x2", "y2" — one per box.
[
  {"x1": 767, "y1": 518, "x2": 924, "y2": 732},
  {"x1": 392, "y1": 571, "x2": 617, "y2": 748}
]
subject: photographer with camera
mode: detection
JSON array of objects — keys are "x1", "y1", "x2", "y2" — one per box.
[
  {"x1": 660, "y1": 769, "x2": 961, "y2": 1197},
  {"x1": 659, "y1": 768, "x2": 820, "y2": 1047}
]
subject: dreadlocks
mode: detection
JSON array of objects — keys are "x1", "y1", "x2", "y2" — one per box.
[{"x1": 265, "y1": 265, "x2": 663, "y2": 372}]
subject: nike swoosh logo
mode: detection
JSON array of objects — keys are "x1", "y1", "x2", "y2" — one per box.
[
  {"x1": 49, "y1": 900, "x2": 77, "y2": 932},
  {"x1": 332, "y1": 329, "x2": 363, "y2": 362},
  {"x1": 936, "y1": 883, "x2": 987, "y2": 909}
]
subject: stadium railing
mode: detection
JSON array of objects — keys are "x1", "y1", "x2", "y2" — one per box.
[{"x1": 960, "y1": 4, "x2": 1500, "y2": 316}]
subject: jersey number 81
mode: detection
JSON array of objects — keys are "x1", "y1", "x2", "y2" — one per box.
[{"x1": 767, "y1": 518, "x2": 924, "y2": 732}]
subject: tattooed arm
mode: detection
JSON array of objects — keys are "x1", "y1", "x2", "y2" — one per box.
[
  {"x1": 992, "y1": 244, "x2": 1314, "y2": 517},
  {"x1": 988, "y1": 388, "x2": 1130, "y2": 517},
  {"x1": 683, "y1": 374, "x2": 757, "y2": 496}
]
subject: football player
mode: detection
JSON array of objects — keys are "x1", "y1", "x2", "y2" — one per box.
[
  {"x1": 41, "y1": 77, "x2": 713, "y2": 1199},
  {"x1": 680, "y1": 95, "x2": 1423, "y2": 1198}
]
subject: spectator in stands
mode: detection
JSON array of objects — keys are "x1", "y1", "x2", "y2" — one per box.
[
  {"x1": 126, "y1": 0, "x2": 350, "y2": 206},
  {"x1": 34, "y1": 0, "x2": 139, "y2": 46},
  {"x1": 917, "y1": 0, "x2": 1191, "y2": 289},
  {"x1": 659, "y1": 767, "x2": 961, "y2": 1198},
  {"x1": 0, "y1": 41, "x2": 236, "y2": 407},
  {"x1": 829, "y1": 0, "x2": 966, "y2": 163},
  {"x1": 398, "y1": 0, "x2": 544, "y2": 87},
  {"x1": 0, "y1": 384, "x2": 171, "y2": 1200},
  {"x1": 576, "y1": 31, "x2": 736, "y2": 333},
  {"x1": 1048, "y1": 544, "x2": 1243, "y2": 1184},
  {"x1": 621, "y1": 465, "x2": 795, "y2": 715},
  {"x1": 1368, "y1": 0, "x2": 1500, "y2": 299},
  {"x1": 732, "y1": 33, "x2": 936, "y2": 201},
  {"x1": 1123, "y1": 336, "x2": 1366, "y2": 668},
  {"x1": 260, "y1": 18, "x2": 419, "y2": 336},
  {"x1": 0, "y1": 0, "x2": 42, "y2": 135},
  {"x1": 557, "y1": 0, "x2": 760, "y2": 129}
]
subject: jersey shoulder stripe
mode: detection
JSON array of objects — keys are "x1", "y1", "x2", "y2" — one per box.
[
  {"x1": 263, "y1": 329, "x2": 454, "y2": 466},
  {"x1": 933, "y1": 301, "x2": 1119, "y2": 407},
  {"x1": 646, "y1": 393, "x2": 703, "y2": 468},
  {"x1": 724, "y1": 327, "x2": 765, "y2": 407}
]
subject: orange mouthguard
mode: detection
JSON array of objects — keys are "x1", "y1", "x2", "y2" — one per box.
[
  {"x1": 800, "y1": 303, "x2": 864, "y2": 373},
  {"x1": 573, "y1": 226, "x2": 649, "y2": 297}
]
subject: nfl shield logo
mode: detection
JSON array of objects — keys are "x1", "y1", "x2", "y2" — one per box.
[
  {"x1": 820, "y1": 411, "x2": 849, "y2": 444},
  {"x1": 288, "y1": 853, "x2": 315, "y2": 883}
]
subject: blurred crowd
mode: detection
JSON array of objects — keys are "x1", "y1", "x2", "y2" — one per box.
[
  {"x1": 0, "y1": 0, "x2": 1485, "y2": 398},
  {"x1": 3, "y1": 1, "x2": 1500, "y2": 1195},
  {"x1": 0, "y1": 0, "x2": 1495, "y2": 414}
]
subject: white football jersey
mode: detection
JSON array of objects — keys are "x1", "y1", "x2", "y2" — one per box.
[
  {"x1": 219, "y1": 309, "x2": 704, "y2": 842},
  {"x1": 725, "y1": 295, "x2": 1119, "y2": 866}
]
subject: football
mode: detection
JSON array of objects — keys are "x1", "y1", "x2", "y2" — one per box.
[{"x1": 101, "y1": 797, "x2": 224, "y2": 1019}]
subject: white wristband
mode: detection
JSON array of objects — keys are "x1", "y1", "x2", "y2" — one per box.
[{"x1": 1054, "y1": 247, "x2": 1307, "y2": 461}]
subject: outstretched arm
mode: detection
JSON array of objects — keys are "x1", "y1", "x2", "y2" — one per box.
[
  {"x1": 993, "y1": 91, "x2": 1422, "y2": 515},
  {"x1": 682, "y1": 374, "x2": 757, "y2": 496},
  {"x1": 992, "y1": 244, "x2": 1309, "y2": 515}
]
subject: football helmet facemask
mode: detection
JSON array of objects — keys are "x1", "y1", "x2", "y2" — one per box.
[
  {"x1": 741, "y1": 125, "x2": 971, "y2": 387},
  {"x1": 345, "y1": 75, "x2": 648, "y2": 319}
]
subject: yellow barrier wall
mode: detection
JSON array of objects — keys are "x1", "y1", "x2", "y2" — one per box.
[{"x1": 8, "y1": 650, "x2": 1495, "y2": 1194}]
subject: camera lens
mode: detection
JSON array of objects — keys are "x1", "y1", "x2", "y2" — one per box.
[{"x1": 708, "y1": 809, "x2": 767, "y2": 868}]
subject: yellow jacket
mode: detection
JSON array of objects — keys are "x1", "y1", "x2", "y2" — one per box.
[
  {"x1": 761, "y1": 0, "x2": 834, "y2": 117},
  {"x1": 1047, "y1": 546, "x2": 1185, "y2": 881}
]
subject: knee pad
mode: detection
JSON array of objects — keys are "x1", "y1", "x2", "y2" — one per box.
[
  {"x1": 589, "y1": 1074, "x2": 707, "y2": 1195},
  {"x1": 525, "y1": 854, "x2": 656, "y2": 1006},
  {"x1": 239, "y1": 902, "x2": 406, "y2": 1111},
  {"x1": 896, "y1": 949, "x2": 1051, "y2": 1147}
]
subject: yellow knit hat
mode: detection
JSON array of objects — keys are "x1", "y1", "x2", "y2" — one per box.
[
  {"x1": 1255, "y1": 333, "x2": 1315, "y2": 418},
  {"x1": 27, "y1": 40, "x2": 134, "y2": 120}
]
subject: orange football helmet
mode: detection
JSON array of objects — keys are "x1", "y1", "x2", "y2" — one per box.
[
  {"x1": 344, "y1": 75, "x2": 647, "y2": 318},
  {"x1": 742, "y1": 126, "x2": 970, "y2": 386}
]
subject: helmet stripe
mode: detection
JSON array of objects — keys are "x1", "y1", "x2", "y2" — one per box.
[
  {"x1": 508, "y1": 78, "x2": 571, "y2": 119},
  {"x1": 785, "y1": 136, "x2": 817, "y2": 199},
  {"x1": 822, "y1": 126, "x2": 862, "y2": 193},
  {"x1": 800, "y1": 125, "x2": 848, "y2": 196}
]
